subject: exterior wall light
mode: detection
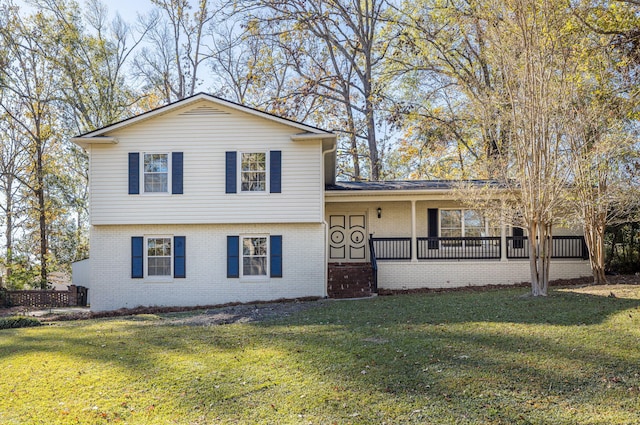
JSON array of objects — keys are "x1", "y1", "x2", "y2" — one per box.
[{"x1": 377, "y1": 207, "x2": 382, "y2": 219}]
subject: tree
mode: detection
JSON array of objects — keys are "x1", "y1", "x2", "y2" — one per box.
[
  {"x1": 0, "y1": 95, "x2": 29, "y2": 286},
  {"x1": 135, "y1": 0, "x2": 220, "y2": 102},
  {"x1": 564, "y1": 0, "x2": 640, "y2": 284},
  {"x1": 0, "y1": 3, "x2": 67, "y2": 288},
  {"x1": 241, "y1": 0, "x2": 395, "y2": 180}
]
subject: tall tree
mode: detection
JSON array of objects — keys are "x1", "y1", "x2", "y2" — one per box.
[
  {"x1": 242, "y1": 0, "x2": 394, "y2": 180},
  {"x1": 0, "y1": 3, "x2": 68, "y2": 287},
  {"x1": 135, "y1": 0, "x2": 220, "y2": 102},
  {"x1": 0, "y1": 96, "x2": 29, "y2": 286}
]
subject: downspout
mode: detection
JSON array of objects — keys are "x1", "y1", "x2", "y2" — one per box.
[{"x1": 322, "y1": 141, "x2": 337, "y2": 298}]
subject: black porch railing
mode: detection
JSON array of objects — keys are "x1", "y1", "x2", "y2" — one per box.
[
  {"x1": 368, "y1": 234, "x2": 378, "y2": 293},
  {"x1": 418, "y1": 237, "x2": 501, "y2": 260},
  {"x1": 370, "y1": 237, "x2": 411, "y2": 260},
  {"x1": 507, "y1": 236, "x2": 588, "y2": 259},
  {"x1": 369, "y1": 235, "x2": 588, "y2": 261}
]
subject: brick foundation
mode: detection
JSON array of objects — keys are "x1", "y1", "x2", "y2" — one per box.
[{"x1": 327, "y1": 263, "x2": 375, "y2": 298}]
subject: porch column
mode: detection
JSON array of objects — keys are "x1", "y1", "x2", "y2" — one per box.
[
  {"x1": 411, "y1": 200, "x2": 417, "y2": 262},
  {"x1": 500, "y1": 220, "x2": 507, "y2": 261}
]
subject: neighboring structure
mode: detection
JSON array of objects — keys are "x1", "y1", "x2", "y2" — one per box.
[{"x1": 72, "y1": 93, "x2": 591, "y2": 311}]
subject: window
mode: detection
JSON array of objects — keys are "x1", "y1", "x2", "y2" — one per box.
[
  {"x1": 129, "y1": 152, "x2": 182, "y2": 195},
  {"x1": 132, "y1": 236, "x2": 185, "y2": 279},
  {"x1": 227, "y1": 235, "x2": 281, "y2": 279},
  {"x1": 241, "y1": 153, "x2": 266, "y2": 192},
  {"x1": 147, "y1": 237, "x2": 172, "y2": 277},
  {"x1": 242, "y1": 236, "x2": 268, "y2": 277},
  {"x1": 225, "y1": 151, "x2": 280, "y2": 194},
  {"x1": 143, "y1": 153, "x2": 169, "y2": 193},
  {"x1": 440, "y1": 209, "x2": 499, "y2": 246}
]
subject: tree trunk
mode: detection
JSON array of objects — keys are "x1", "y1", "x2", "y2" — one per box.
[
  {"x1": 36, "y1": 144, "x2": 48, "y2": 289},
  {"x1": 584, "y1": 213, "x2": 609, "y2": 285},
  {"x1": 528, "y1": 219, "x2": 552, "y2": 296},
  {"x1": 4, "y1": 178, "x2": 13, "y2": 282}
]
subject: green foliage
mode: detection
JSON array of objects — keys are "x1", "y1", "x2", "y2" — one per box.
[
  {"x1": 0, "y1": 316, "x2": 42, "y2": 330},
  {"x1": 606, "y1": 221, "x2": 640, "y2": 273},
  {"x1": 0, "y1": 287, "x2": 639, "y2": 423}
]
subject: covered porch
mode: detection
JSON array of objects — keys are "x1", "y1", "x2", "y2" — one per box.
[{"x1": 325, "y1": 181, "x2": 591, "y2": 292}]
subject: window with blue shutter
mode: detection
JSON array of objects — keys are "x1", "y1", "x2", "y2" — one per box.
[
  {"x1": 225, "y1": 151, "x2": 237, "y2": 193},
  {"x1": 270, "y1": 150, "x2": 281, "y2": 193},
  {"x1": 172, "y1": 152, "x2": 183, "y2": 194},
  {"x1": 131, "y1": 236, "x2": 143, "y2": 278},
  {"x1": 270, "y1": 235, "x2": 282, "y2": 278},
  {"x1": 227, "y1": 236, "x2": 239, "y2": 278},
  {"x1": 128, "y1": 153, "x2": 140, "y2": 194},
  {"x1": 174, "y1": 236, "x2": 186, "y2": 278}
]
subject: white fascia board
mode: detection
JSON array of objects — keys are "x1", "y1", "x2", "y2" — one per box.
[{"x1": 70, "y1": 136, "x2": 118, "y2": 149}]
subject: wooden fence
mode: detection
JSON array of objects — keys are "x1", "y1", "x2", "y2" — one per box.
[{"x1": 0, "y1": 285, "x2": 88, "y2": 308}]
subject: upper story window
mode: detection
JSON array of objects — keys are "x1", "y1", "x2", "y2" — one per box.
[
  {"x1": 241, "y1": 153, "x2": 266, "y2": 192},
  {"x1": 143, "y1": 153, "x2": 169, "y2": 193},
  {"x1": 226, "y1": 151, "x2": 280, "y2": 194}
]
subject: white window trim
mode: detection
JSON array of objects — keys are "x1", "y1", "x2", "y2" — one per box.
[
  {"x1": 239, "y1": 234, "x2": 270, "y2": 281},
  {"x1": 144, "y1": 235, "x2": 174, "y2": 282},
  {"x1": 439, "y1": 209, "x2": 498, "y2": 237},
  {"x1": 141, "y1": 152, "x2": 172, "y2": 195},
  {"x1": 237, "y1": 151, "x2": 269, "y2": 194}
]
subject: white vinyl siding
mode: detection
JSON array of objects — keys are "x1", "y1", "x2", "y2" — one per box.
[{"x1": 89, "y1": 100, "x2": 323, "y2": 225}]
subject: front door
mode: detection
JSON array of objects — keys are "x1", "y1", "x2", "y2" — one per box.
[{"x1": 329, "y1": 214, "x2": 367, "y2": 262}]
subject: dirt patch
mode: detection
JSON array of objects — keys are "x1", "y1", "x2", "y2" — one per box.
[
  {"x1": 163, "y1": 300, "x2": 325, "y2": 326},
  {"x1": 1, "y1": 297, "x2": 325, "y2": 324}
]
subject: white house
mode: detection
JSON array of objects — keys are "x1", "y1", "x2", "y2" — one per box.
[{"x1": 72, "y1": 93, "x2": 591, "y2": 311}]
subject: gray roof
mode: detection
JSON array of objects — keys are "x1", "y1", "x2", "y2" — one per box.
[{"x1": 325, "y1": 180, "x2": 504, "y2": 191}]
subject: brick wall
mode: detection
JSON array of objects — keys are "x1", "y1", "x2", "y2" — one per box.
[
  {"x1": 327, "y1": 263, "x2": 374, "y2": 298},
  {"x1": 377, "y1": 259, "x2": 592, "y2": 290},
  {"x1": 90, "y1": 223, "x2": 325, "y2": 311}
]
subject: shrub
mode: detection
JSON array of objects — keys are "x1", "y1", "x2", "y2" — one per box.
[{"x1": 0, "y1": 316, "x2": 42, "y2": 330}]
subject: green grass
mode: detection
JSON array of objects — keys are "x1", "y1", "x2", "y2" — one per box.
[{"x1": 1, "y1": 286, "x2": 640, "y2": 424}]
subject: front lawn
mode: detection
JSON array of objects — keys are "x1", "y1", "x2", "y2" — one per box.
[{"x1": 1, "y1": 285, "x2": 639, "y2": 424}]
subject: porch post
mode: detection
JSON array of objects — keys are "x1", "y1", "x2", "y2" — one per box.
[
  {"x1": 500, "y1": 219, "x2": 507, "y2": 261},
  {"x1": 411, "y1": 200, "x2": 417, "y2": 262}
]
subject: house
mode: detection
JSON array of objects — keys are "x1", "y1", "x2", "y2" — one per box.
[{"x1": 72, "y1": 93, "x2": 591, "y2": 311}]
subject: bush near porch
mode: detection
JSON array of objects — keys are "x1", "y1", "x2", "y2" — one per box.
[{"x1": 1, "y1": 284, "x2": 639, "y2": 424}]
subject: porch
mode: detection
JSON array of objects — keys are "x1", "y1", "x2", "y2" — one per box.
[{"x1": 325, "y1": 182, "x2": 592, "y2": 294}]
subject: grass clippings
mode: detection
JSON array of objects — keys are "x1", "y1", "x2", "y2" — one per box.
[{"x1": 1, "y1": 284, "x2": 639, "y2": 424}]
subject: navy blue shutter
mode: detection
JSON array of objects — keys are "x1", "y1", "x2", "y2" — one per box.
[
  {"x1": 174, "y1": 236, "x2": 186, "y2": 278},
  {"x1": 270, "y1": 235, "x2": 282, "y2": 278},
  {"x1": 428, "y1": 208, "x2": 439, "y2": 249},
  {"x1": 128, "y1": 153, "x2": 140, "y2": 194},
  {"x1": 227, "y1": 236, "x2": 239, "y2": 278},
  {"x1": 131, "y1": 236, "x2": 144, "y2": 278},
  {"x1": 513, "y1": 227, "x2": 524, "y2": 249},
  {"x1": 270, "y1": 150, "x2": 281, "y2": 193},
  {"x1": 172, "y1": 152, "x2": 183, "y2": 194},
  {"x1": 225, "y1": 151, "x2": 237, "y2": 193}
]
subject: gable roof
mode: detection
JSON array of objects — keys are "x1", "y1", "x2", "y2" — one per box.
[{"x1": 74, "y1": 92, "x2": 335, "y2": 138}]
